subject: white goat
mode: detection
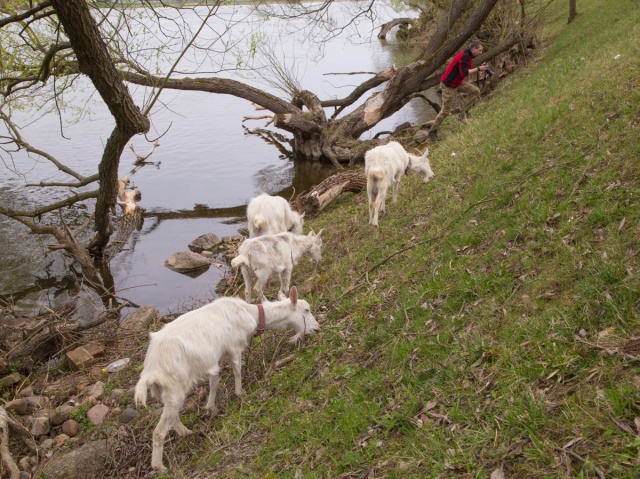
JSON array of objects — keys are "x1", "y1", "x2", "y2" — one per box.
[
  {"x1": 247, "y1": 193, "x2": 305, "y2": 238},
  {"x1": 407, "y1": 147, "x2": 435, "y2": 183},
  {"x1": 134, "y1": 287, "x2": 319, "y2": 473},
  {"x1": 364, "y1": 141, "x2": 410, "y2": 227},
  {"x1": 231, "y1": 230, "x2": 323, "y2": 303}
]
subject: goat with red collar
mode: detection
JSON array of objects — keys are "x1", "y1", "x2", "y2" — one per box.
[{"x1": 135, "y1": 286, "x2": 319, "y2": 473}]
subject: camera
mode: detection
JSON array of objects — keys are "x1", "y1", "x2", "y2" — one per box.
[{"x1": 484, "y1": 62, "x2": 495, "y2": 77}]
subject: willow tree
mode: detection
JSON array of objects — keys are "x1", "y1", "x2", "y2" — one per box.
[
  {"x1": 121, "y1": 0, "x2": 513, "y2": 166},
  {"x1": 0, "y1": 0, "x2": 537, "y2": 276}
]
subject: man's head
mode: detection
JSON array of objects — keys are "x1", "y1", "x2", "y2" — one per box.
[{"x1": 469, "y1": 40, "x2": 483, "y2": 56}]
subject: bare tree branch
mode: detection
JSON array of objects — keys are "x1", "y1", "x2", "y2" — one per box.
[
  {"x1": 0, "y1": 1, "x2": 52, "y2": 28},
  {"x1": 0, "y1": 111, "x2": 90, "y2": 183},
  {"x1": 0, "y1": 190, "x2": 98, "y2": 218},
  {"x1": 130, "y1": 140, "x2": 159, "y2": 163}
]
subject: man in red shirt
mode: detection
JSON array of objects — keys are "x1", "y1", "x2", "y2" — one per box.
[{"x1": 428, "y1": 40, "x2": 488, "y2": 141}]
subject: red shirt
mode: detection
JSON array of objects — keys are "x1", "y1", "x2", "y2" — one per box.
[{"x1": 441, "y1": 48, "x2": 474, "y2": 88}]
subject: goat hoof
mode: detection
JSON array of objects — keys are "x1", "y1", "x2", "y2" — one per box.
[
  {"x1": 153, "y1": 465, "x2": 168, "y2": 474},
  {"x1": 204, "y1": 404, "x2": 218, "y2": 414}
]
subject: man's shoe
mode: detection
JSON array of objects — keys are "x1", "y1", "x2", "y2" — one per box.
[{"x1": 428, "y1": 129, "x2": 438, "y2": 141}]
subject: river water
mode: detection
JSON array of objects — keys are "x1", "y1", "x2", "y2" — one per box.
[{"x1": 0, "y1": 2, "x2": 432, "y2": 316}]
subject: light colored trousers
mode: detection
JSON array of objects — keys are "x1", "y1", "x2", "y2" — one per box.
[{"x1": 430, "y1": 81, "x2": 480, "y2": 131}]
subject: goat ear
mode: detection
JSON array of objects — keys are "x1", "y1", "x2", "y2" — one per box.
[
  {"x1": 300, "y1": 212, "x2": 306, "y2": 219},
  {"x1": 423, "y1": 148, "x2": 429, "y2": 158},
  {"x1": 316, "y1": 229, "x2": 323, "y2": 238},
  {"x1": 289, "y1": 286, "x2": 298, "y2": 306}
]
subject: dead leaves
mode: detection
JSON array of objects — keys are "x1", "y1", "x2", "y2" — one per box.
[
  {"x1": 536, "y1": 290, "x2": 556, "y2": 300},
  {"x1": 410, "y1": 400, "x2": 439, "y2": 429},
  {"x1": 575, "y1": 330, "x2": 640, "y2": 362},
  {"x1": 553, "y1": 438, "x2": 607, "y2": 479},
  {"x1": 623, "y1": 337, "x2": 640, "y2": 354},
  {"x1": 545, "y1": 212, "x2": 561, "y2": 226}
]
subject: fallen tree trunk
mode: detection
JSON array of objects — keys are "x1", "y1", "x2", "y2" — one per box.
[
  {"x1": 299, "y1": 171, "x2": 366, "y2": 218},
  {"x1": 378, "y1": 18, "x2": 412, "y2": 39}
]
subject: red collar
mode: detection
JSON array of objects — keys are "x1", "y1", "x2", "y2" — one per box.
[{"x1": 255, "y1": 304, "x2": 265, "y2": 336}]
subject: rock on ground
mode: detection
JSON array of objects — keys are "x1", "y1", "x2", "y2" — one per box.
[
  {"x1": 120, "y1": 306, "x2": 157, "y2": 331},
  {"x1": 40, "y1": 439, "x2": 109, "y2": 479},
  {"x1": 87, "y1": 404, "x2": 110, "y2": 425},
  {"x1": 165, "y1": 251, "x2": 211, "y2": 272},
  {"x1": 188, "y1": 233, "x2": 222, "y2": 253}
]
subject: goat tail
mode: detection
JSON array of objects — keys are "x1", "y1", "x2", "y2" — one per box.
[
  {"x1": 252, "y1": 214, "x2": 266, "y2": 235},
  {"x1": 134, "y1": 374, "x2": 152, "y2": 408},
  {"x1": 135, "y1": 373, "x2": 167, "y2": 408},
  {"x1": 367, "y1": 166, "x2": 386, "y2": 182},
  {"x1": 231, "y1": 254, "x2": 249, "y2": 268}
]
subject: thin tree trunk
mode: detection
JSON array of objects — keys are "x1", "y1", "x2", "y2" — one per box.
[
  {"x1": 89, "y1": 128, "x2": 139, "y2": 254},
  {"x1": 50, "y1": 0, "x2": 150, "y2": 257}
]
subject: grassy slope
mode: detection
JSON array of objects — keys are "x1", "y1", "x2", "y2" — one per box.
[{"x1": 155, "y1": 0, "x2": 640, "y2": 477}]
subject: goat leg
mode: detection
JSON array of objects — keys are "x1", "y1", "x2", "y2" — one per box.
[
  {"x1": 230, "y1": 351, "x2": 244, "y2": 396},
  {"x1": 205, "y1": 366, "x2": 221, "y2": 412}
]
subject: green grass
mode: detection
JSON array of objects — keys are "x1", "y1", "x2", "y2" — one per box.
[
  {"x1": 137, "y1": 0, "x2": 640, "y2": 477},
  {"x1": 70, "y1": 402, "x2": 96, "y2": 433}
]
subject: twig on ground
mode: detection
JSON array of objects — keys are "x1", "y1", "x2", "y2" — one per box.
[
  {"x1": 263, "y1": 336, "x2": 287, "y2": 379},
  {"x1": 575, "y1": 337, "x2": 640, "y2": 362},
  {"x1": 610, "y1": 416, "x2": 639, "y2": 437},
  {"x1": 553, "y1": 446, "x2": 606, "y2": 479}
]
